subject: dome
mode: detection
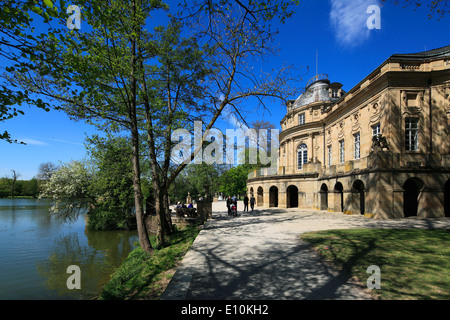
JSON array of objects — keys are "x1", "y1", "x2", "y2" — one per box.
[{"x1": 293, "y1": 74, "x2": 343, "y2": 109}]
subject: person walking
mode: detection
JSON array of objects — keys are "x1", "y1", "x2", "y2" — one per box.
[
  {"x1": 243, "y1": 194, "x2": 249, "y2": 212},
  {"x1": 250, "y1": 194, "x2": 255, "y2": 211},
  {"x1": 226, "y1": 196, "x2": 232, "y2": 216},
  {"x1": 232, "y1": 195, "x2": 238, "y2": 216}
]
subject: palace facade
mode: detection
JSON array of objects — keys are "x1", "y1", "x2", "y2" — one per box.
[{"x1": 247, "y1": 46, "x2": 450, "y2": 219}]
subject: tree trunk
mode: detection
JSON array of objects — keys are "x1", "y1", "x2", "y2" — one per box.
[
  {"x1": 153, "y1": 186, "x2": 165, "y2": 246},
  {"x1": 11, "y1": 179, "x2": 15, "y2": 199},
  {"x1": 162, "y1": 191, "x2": 174, "y2": 234},
  {"x1": 129, "y1": 0, "x2": 152, "y2": 254},
  {"x1": 130, "y1": 127, "x2": 152, "y2": 254}
]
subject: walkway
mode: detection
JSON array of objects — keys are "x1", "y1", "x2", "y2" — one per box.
[{"x1": 161, "y1": 203, "x2": 450, "y2": 300}]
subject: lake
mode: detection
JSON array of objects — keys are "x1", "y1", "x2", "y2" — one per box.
[{"x1": 0, "y1": 199, "x2": 138, "y2": 300}]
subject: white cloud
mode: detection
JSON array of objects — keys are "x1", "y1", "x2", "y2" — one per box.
[
  {"x1": 222, "y1": 105, "x2": 249, "y2": 131},
  {"x1": 20, "y1": 138, "x2": 48, "y2": 146},
  {"x1": 51, "y1": 138, "x2": 84, "y2": 146},
  {"x1": 330, "y1": 0, "x2": 380, "y2": 47}
]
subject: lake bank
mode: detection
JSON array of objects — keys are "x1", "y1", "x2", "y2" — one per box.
[{"x1": 99, "y1": 224, "x2": 202, "y2": 300}]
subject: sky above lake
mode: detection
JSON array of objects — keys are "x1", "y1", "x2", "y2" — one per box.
[{"x1": 1, "y1": 0, "x2": 449, "y2": 180}]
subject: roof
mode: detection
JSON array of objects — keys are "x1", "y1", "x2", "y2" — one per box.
[{"x1": 389, "y1": 45, "x2": 450, "y2": 61}]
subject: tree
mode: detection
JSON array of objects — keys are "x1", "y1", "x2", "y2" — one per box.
[
  {"x1": 170, "y1": 163, "x2": 226, "y2": 202},
  {"x1": 219, "y1": 165, "x2": 252, "y2": 198},
  {"x1": 0, "y1": 1, "x2": 60, "y2": 143},
  {"x1": 239, "y1": 120, "x2": 278, "y2": 171},
  {"x1": 39, "y1": 136, "x2": 140, "y2": 230},
  {"x1": 10, "y1": 170, "x2": 21, "y2": 198},
  {"x1": 9, "y1": 0, "x2": 168, "y2": 253},
  {"x1": 39, "y1": 160, "x2": 96, "y2": 222},
  {"x1": 145, "y1": 0, "x2": 302, "y2": 245},
  {"x1": 37, "y1": 162, "x2": 60, "y2": 180},
  {"x1": 85, "y1": 134, "x2": 136, "y2": 230},
  {"x1": 22, "y1": 178, "x2": 39, "y2": 198},
  {"x1": 0, "y1": 178, "x2": 10, "y2": 197},
  {"x1": 7, "y1": 0, "x2": 302, "y2": 250}
]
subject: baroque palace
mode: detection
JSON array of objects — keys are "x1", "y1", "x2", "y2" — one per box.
[{"x1": 247, "y1": 46, "x2": 450, "y2": 219}]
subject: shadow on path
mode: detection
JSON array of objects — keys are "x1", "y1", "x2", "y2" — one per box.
[{"x1": 162, "y1": 208, "x2": 450, "y2": 300}]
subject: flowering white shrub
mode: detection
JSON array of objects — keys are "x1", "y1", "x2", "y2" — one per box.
[{"x1": 39, "y1": 160, "x2": 96, "y2": 222}]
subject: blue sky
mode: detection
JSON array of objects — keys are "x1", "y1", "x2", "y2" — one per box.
[{"x1": 1, "y1": 0, "x2": 449, "y2": 180}]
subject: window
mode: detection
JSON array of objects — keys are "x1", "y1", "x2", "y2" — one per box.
[
  {"x1": 327, "y1": 145, "x2": 332, "y2": 167},
  {"x1": 332, "y1": 89, "x2": 339, "y2": 98},
  {"x1": 298, "y1": 113, "x2": 305, "y2": 125},
  {"x1": 339, "y1": 140, "x2": 345, "y2": 164},
  {"x1": 354, "y1": 133, "x2": 360, "y2": 160},
  {"x1": 372, "y1": 123, "x2": 381, "y2": 138},
  {"x1": 297, "y1": 144, "x2": 308, "y2": 170},
  {"x1": 405, "y1": 118, "x2": 419, "y2": 151}
]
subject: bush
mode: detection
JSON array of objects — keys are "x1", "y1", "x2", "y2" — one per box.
[{"x1": 88, "y1": 208, "x2": 136, "y2": 231}]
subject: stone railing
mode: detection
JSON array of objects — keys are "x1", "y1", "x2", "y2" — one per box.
[{"x1": 248, "y1": 151, "x2": 449, "y2": 181}]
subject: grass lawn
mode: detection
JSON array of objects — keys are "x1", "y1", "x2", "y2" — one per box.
[
  {"x1": 299, "y1": 228, "x2": 450, "y2": 300},
  {"x1": 100, "y1": 224, "x2": 201, "y2": 300}
]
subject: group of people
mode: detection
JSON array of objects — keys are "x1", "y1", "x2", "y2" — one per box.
[
  {"x1": 176, "y1": 202, "x2": 194, "y2": 209},
  {"x1": 175, "y1": 201, "x2": 196, "y2": 218},
  {"x1": 226, "y1": 194, "x2": 256, "y2": 216}
]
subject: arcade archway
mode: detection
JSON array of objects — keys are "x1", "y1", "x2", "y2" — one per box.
[
  {"x1": 352, "y1": 180, "x2": 365, "y2": 215},
  {"x1": 334, "y1": 182, "x2": 344, "y2": 213},
  {"x1": 286, "y1": 185, "x2": 299, "y2": 208},
  {"x1": 403, "y1": 178, "x2": 424, "y2": 217},
  {"x1": 269, "y1": 186, "x2": 278, "y2": 208},
  {"x1": 320, "y1": 184, "x2": 328, "y2": 210}
]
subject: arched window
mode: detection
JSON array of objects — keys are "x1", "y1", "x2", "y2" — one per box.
[{"x1": 297, "y1": 144, "x2": 308, "y2": 170}]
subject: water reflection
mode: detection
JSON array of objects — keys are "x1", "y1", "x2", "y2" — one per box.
[{"x1": 0, "y1": 199, "x2": 138, "y2": 300}]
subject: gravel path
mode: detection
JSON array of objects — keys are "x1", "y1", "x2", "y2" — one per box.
[{"x1": 161, "y1": 202, "x2": 450, "y2": 300}]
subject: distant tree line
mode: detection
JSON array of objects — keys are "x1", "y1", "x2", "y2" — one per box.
[
  {"x1": 0, "y1": 176, "x2": 39, "y2": 198},
  {"x1": 0, "y1": 163, "x2": 59, "y2": 198}
]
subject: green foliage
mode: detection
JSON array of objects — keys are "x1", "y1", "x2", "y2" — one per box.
[
  {"x1": 0, "y1": 178, "x2": 11, "y2": 198},
  {"x1": 170, "y1": 163, "x2": 226, "y2": 202},
  {"x1": 219, "y1": 165, "x2": 253, "y2": 197},
  {"x1": 39, "y1": 160, "x2": 95, "y2": 222},
  {"x1": 88, "y1": 209, "x2": 134, "y2": 232},
  {"x1": 21, "y1": 178, "x2": 39, "y2": 197},
  {"x1": 4, "y1": 0, "x2": 300, "y2": 248},
  {"x1": 38, "y1": 135, "x2": 138, "y2": 230},
  {"x1": 0, "y1": 0, "x2": 61, "y2": 143},
  {"x1": 86, "y1": 135, "x2": 135, "y2": 215},
  {"x1": 0, "y1": 177, "x2": 39, "y2": 198},
  {"x1": 100, "y1": 225, "x2": 201, "y2": 300}
]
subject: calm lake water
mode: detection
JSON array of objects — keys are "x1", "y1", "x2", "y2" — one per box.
[{"x1": 0, "y1": 199, "x2": 138, "y2": 300}]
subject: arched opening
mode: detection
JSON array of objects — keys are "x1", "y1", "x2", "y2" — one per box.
[
  {"x1": 297, "y1": 144, "x2": 308, "y2": 170},
  {"x1": 250, "y1": 187, "x2": 254, "y2": 196},
  {"x1": 286, "y1": 185, "x2": 299, "y2": 208},
  {"x1": 445, "y1": 180, "x2": 450, "y2": 218},
  {"x1": 403, "y1": 178, "x2": 424, "y2": 217},
  {"x1": 269, "y1": 186, "x2": 278, "y2": 208},
  {"x1": 334, "y1": 182, "x2": 344, "y2": 213},
  {"x1": 257, "y1": 187, "x2": 264, "y2": 207},
  {"x1": 320, "y1": 184, "x2": 328, "y2": 210},
  {"x1": 352, "y1": 180, "x2": 365, "y2": 215}
]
